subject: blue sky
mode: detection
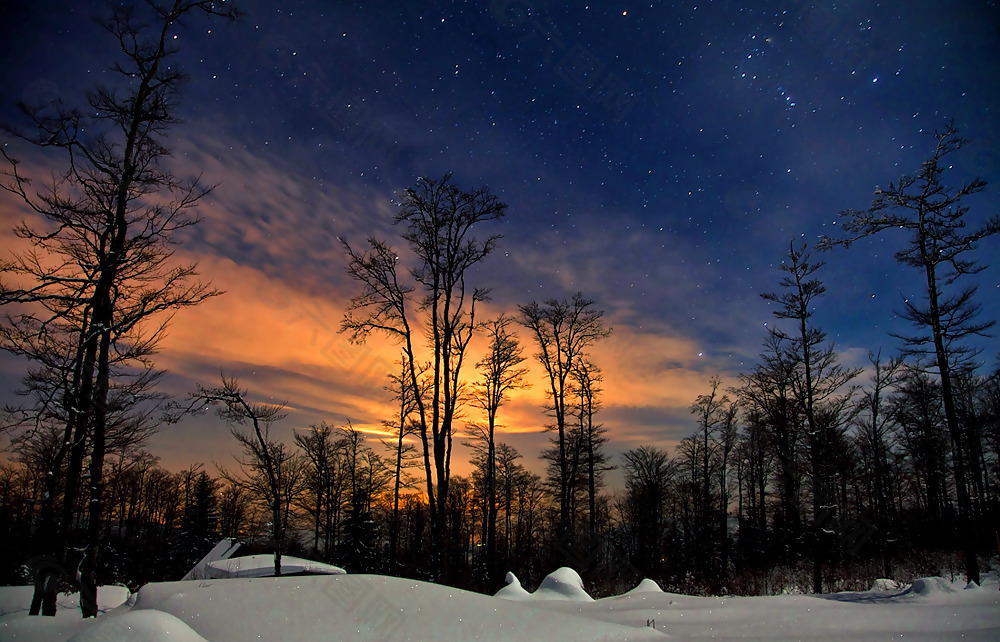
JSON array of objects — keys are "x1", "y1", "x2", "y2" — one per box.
[{"x1": 1, "y1": 0, "x2": 998, "y2": 478}]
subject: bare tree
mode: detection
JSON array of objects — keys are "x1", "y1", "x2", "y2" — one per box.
[
  {"x1": 761, "y1": 242, "x2": 859, "y2": 593},
  {"x1": 338, "y1": 421, "x2": 390, "y2": 572},
  {"x1": 820, "y1": 123, "x2": 1000, "y2": 584},
  {"x1": 571, "y1": 357, "x2": 613, "y2": 547},
  {"x1": 689, "y1": 376, "x2": 730, "y2": 580},
  {"x1": 494, "y1": 442, "x2": 525, "y2": 569},
  {"x1": 467, "y1": 314, "x2": 529, "y2": 583},
  {"x1": 0, "y1": 1, "x2": 236, "y2": 616},
  {"x1": 890, "y1": 365, "x2": 951, "y2": 529},
  {"x1": 341, "y1": 173, "x2": 506, "y2": 578},
  {"x1": 294, "y1": 422, "x2": 344, "y2": 556},
  {"x1": 218, "y1": 481, "x2": 252, "y2": 541},
  {"x1": 194, "y1": 376, "x2": 302, "y2": 578},
  {"x1": 621, "y1": 445, "x2": 677, "y2": 577},
  {"x1": 381, "y1": 357, "x2": 424, "y2": 570},
  {"x1": 852, "y1": 351, "x2": 903, "y2": 577},
  {"x1": 738, "y1": 332, "x2": 804, "y2": 547},
  {"x1": 518, "y1": 293, "x2": 610, "y2": 562},
  {"x1": 733, "y1": 406, "x2": 775, "y2": 567}
]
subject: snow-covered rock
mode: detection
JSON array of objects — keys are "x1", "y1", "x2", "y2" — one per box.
[
  {"x1": 532, "y1": 567, "x2": 595, "y2": 602},
  {"x1": 494, "y1": 571, "x2": 532, "y2": 600},
  {"x1": 906, "y1": 576, "x2": 960, "y2": 596},
  {"x1": 870, "y1": 578, "x2": 901, "y2": 592},
  {"x1": 623, "y1": 578, "x2": 664, "y2": 595}
]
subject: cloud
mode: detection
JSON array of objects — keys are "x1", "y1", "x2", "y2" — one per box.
[{"x1": 0, "y1": 131, "x2": 756, "y2": 481}]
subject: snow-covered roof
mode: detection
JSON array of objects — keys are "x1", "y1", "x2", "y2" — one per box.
[{"x1": 205, "y1": 554, "x2": 346, "y2": 579}]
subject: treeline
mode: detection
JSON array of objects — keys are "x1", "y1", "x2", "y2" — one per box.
[
  {"x1": 617, "y1": 352, "x2": 1000, "y2": 596},
  {"x1": 3, "y1": 343, "x2": 997, "y2": 596},
  {"x1": 1, "y1": 451, "x2": 239, "y2": 587},
  {"x1": 0, "y1": 412, "x2": 581, "y2": 593}
]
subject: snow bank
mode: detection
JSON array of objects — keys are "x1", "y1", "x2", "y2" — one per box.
[
  {"x1": 125, "y1": 574, "x2": 660, "y2": 641},
  {"x1": 906, "y1": 576, "x2": 961, "y2": 597},
  {"x1": 3, "y1": 573, "x2": 997, "y2": 641}
]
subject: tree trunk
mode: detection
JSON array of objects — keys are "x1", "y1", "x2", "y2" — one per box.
[{"x1": 926, "y1": 261, "x2": 981, "y2": 585}]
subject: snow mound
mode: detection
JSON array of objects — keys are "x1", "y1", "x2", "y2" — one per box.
[
  {"x1": 67, "y1": 610, "x2": 209, "y2": 642},
  {"x1": 906, "y1": 576, "x2": 960, "y2": 596},
  {"x1": 532, "y1": 567, "x2": 594, "y2": 602},
  {"x1": 623, "y1": 578, "x2": 664, "y2": 595},
  {"x1": 495, "y1": 571, "x2": 532, "y2": 600},
  {"x1": 205, "y1": 554, "x2": 345, "y2": 578}
]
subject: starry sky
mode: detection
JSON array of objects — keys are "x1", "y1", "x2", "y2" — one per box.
[{"x1": 2, "y1": 1, "x2": 999, "y2": 481}]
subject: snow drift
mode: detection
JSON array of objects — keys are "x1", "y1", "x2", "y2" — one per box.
[{"x1": 2, "y1": 572, "x2": 998, "y2": 641}]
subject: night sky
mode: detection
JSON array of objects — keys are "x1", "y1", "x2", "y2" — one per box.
[{"x1": 2, "y1": 1, "x2": 999, "y2": 479}]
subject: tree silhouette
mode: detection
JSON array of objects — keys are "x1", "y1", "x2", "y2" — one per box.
[
  {"x1": 0, "y1": 1, "x2": 236, "y2": 617},
  {"x1": 341, "y1": 173, "x2": 505, "y2": 580},
  {"x1": 820, "y1": 123, "x2": 1000, "y2": 584}
]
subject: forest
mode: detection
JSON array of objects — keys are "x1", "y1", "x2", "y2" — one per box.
[{"x1": 1, "y1": 0, "x2": 999, "y2": 616}]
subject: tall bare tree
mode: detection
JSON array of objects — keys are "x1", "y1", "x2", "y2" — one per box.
[
  {"x1": 294, "y1": 422, "x2": 344, "y2": 556},
  {"x1": 738, "y1": 333, "x2": 804, "y2": 546},
  {"x1": 689, "y1": 376, "x2": 730, "y2": 579},
  {"x1": 0, "y1": 1, "x2": 236, "y2": 616},
  {"x1": 620, "y1": 445, "x2": 677, "y2": 577},
  {"x1": 852, "y1": 351, "x2": 903, "y2": 577},
  {"x1": 518, "y1": 292, "x2": 610, "y2": 561},
  {"x1": 341, "y1": 173, "x2": 506, "y2": 578},
  {"x1": 762, "y1": 242, "x2": 859, "y2": 593},
  {"x1": 381, "y1": 357, "x2": 424, "y2": 570},
  {"x1": 820, "y1": 123, "x2": 1000, "y2": 584},
  {"x1": 468, "y1": 314, "x2": 528, "y2": 583},
  {"x1": 571, "y1": 357, "x2": 612, "y2": 546}
]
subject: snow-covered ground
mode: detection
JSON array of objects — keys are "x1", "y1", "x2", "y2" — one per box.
[{"x1": 1, "y1": 567, "x2": 998, "y2": 641}]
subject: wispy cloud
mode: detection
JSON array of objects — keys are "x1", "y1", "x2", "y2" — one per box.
[{"x1": 0, "y1": 131, "x2": 762, "y2": 476}]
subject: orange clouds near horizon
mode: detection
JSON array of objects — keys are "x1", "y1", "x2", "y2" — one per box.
[{"x1": 0, "y1": 137, "x2": 742, "y2": 485}]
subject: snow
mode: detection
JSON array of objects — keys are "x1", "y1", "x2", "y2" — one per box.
[
  {"x1": 622, "y1": 578, "x2": 665, "y2": 595},
  {"x1": 1, "y1": 572, "x2": 998, "y2": 641},
  {"x1": 870, "y1": 578, "x2": 902, "y2": 592},
  {"x1": 496, "y1": 567, "x2": 596, "y2": 602},
  {"x1": 182, "y1": 539, "x2": 241, "y2": 581},
  {"x1": 494, "y1": 571, "x2": 532, "y2": 600},
  {"x1": 0, "y1": 583, "x2": 129, "y2": 616},
  {"x1": 204, "y1": 553, "x2": 345, "y2": 579},
  {"x1": 532, "y1": 567, "x2": 595, "y2": 602},
  {"x1": 68, "y1": 611, "x2": 210, "y2": 642}
]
